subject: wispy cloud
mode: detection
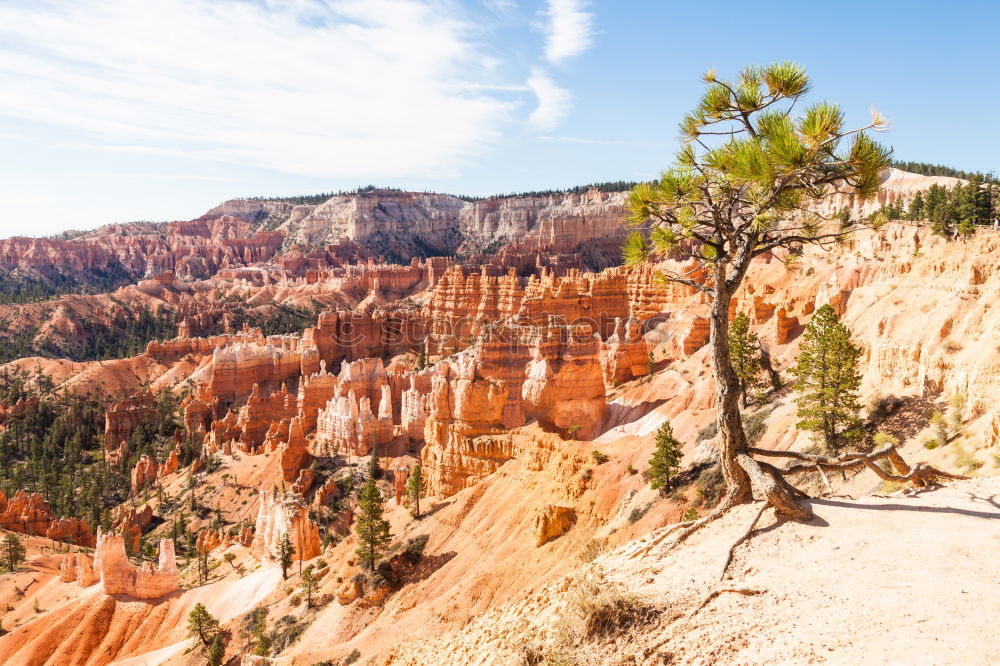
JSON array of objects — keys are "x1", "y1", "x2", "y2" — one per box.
[
  {"x1": 0, "y1": 0, "x2": 516, "y2": 180},
  {"x1": 539, "y1": 136, "x2": 628, "y2": 145},
  {"x1": 543, "y1": 0, "x2": 595, "y2": 63},
  {"x1": 78, "y1": 171, "x2": 238, "y2": 182},
  {"x1": 527, "y1": 70, "x2": 572, "y2": 131}
]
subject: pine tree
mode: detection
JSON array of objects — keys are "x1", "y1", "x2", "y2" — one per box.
[
  {"x1": 301, "y1": 566, "x2": 318, "y2": 608},
  {"x1": 728, "y1": 312, "x2": 764, "y2": 408},
  {"x1": 1, "y1": 532, "x2": 26, "y2": 571},
  {"x1": 186, "y1": 602, "x2": 219, "y2": 646},
  {"x1": 355, "y1": 477, "x2": 392, "y2": 571},
  {"x1": 958, "y1": 218, "x2": 977, "y2": 239},
  {"x1": 406, "y1": 463, "x2": 426, "y2": 518},
  {"x1": 276, "y1": 532, "x2": 294, "y2": 580},
  {"x1": 368, "y1": 446, "x2": 382, "y2": 480},
  {"x1": 792, "y1": 304, "x2": 864, "y2": 453},
  {"x1": 648, "y1": 421, "x2": 683, "y2": 492},
  {"x1": 907, "y1": 190, "x2": 924, "y2": 220},
  {"x1": 207, "y1": 635, "x2": 225, "y2": 666}
]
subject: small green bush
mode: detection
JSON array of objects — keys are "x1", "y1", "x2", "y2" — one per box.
[
  {"x1": 591, "y1": 450, "x2": 609, "y2": 465},
  {"x1": 403, "y1": 534, "x2": 430, "y2": 564}
]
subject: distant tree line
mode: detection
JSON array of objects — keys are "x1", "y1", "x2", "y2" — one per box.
[
  {"x1": 242, "y1": 180, "x2": 641, "y2": 207},
  {"x1": 201, "y1": 299, "x2": 320, "y2": 338},
  {"x1": 0, "y1": 263, "x2": 133, "y2": 305},
  {"x1": 891, "y1": 160, "x2": 985, "y2": 180},
  {"x1": 877, "y1": 174, "x2": 998, "y2": 237},
  {"x1": 0, "y1": 302, "x2": 179, "y2": 364}
]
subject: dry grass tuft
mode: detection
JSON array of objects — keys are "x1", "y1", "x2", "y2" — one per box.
[{"x1": 569, "y1": 576, "x2": 657, "y2": 639}]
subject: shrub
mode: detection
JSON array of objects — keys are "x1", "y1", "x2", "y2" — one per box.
[
  {"x1": 403, "y1": 534, "x2": 430, "y2": 564},
  {"x1": 628, "y1": 504, "x2": 650, "y2": 524},
  {"x1": 742, "y1": 408, "x2": 774, "y2": 445},
  {"x1": 270, "y1": 615, "x2": 307, "y2": 653},
  {"x1": 924, "y1": 439, "x2": 939, "y2": 450},
  {"x1": 580, "y1": 467, "x2": 593, "y2": 482},
  {"x1": 873, "y1": 432, "x2": 899, "y2": 448},
  {"x1": 591, "y1": 450, "x2": 609, "y2": 465},
  {"x1": 953, "y1": 446, "x2": 983, "y2": 473},
  {"x1": 343, "y1": 649, "x2": 361, "y2": 665},
  {"x1": 683, "y1": 507, "x2": 698, "y2": 521},
  {"x1": 695, "y1": 421, "x2": 718, "y2": 443},
  {"x1": 948, "y1": 392, "x2": 966, "y2": 434},
  {"x1": 695, "y1": 465, "x2": 725, "y2": 508},
  {"x1": 930, "y1": 411, "x2": 948, "y2": 446},
  {"x1": 578, "y1": 538, "x2": 606, "y2": 563},
  {"x1": 625, "y1": 464, "x2": 637, "y2": 475},
  {"x1": 868, "y1": 394, "x2": 902, "y2": 422}
]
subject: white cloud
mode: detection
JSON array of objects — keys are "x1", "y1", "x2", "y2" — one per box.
[
  {"x1": 539, "y1": 136, "x2": 627, "y2": 145},
  {"x1": 543, "y1": 0, "x2": 594, "y2": 63},
  {"x1": 0, "y1": 0, "x2": 517, "y2": 181},
  {"x1": 527, "y1": 70, "x2": 572, "y2": 131}
]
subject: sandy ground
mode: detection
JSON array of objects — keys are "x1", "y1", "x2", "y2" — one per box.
[{"x1": 376, "y1": 477, "x2": 1000, "y2": 665}]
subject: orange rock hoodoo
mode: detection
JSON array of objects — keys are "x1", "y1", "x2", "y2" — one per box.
[
  {"x1": 92, "y1": 528, "x2": 179, "y2": 598},
  {"x1": 251, "y1": 490, "x2": 321, "y2": 563},
  {"x1": 421, "y1": 354, "x2": 509, "y2": 497},
  {"x1": 103, "y1": 391, "x2": 156, "y2": 450},
  {"x1": 0, "y1": 489, "x2": 96, "y2": 547},
  {"x1": 58, "y1": 551, "x2": 99, "y2": 587}
]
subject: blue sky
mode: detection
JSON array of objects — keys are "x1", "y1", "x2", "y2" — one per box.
[{"x1": 1, "y1": 0, "x2": 998, "y2": 237}]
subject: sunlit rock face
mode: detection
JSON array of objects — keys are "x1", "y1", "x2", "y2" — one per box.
[
  {"x1": 251, "y1": 490, "x2": 321, "y2": 563},
  {"x1": 93, "y1": 529, "x2": 178, "y2": 599}
]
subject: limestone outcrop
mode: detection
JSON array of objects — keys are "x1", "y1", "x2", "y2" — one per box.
[
  {"x1": 279, "y1": 417, "x2": 312, "y2": 482},
  {"x1": 0, "y1": 489, "x2": 96, "y2": 547},
  {"x1": 104, "y1": 392, "x2": 156, "y2": 450},
  {"x1": 111, "y1": 504, "x2": 154, "y2": 556},
  {"x1": 251, "y1": 490, "x2": 321, "y2": 564},
  {"x1": 94, "y1": 528, "x2": 178, "y2": 599},
  {"x1": 533, "y1": 505, "x2": 577, "y2": 547},
  {"x1": 208, "y1": 383, "x2": 298, "y2": 454},
  {"x1": 600, "y1": 318, "x2": 649, "y2": 385},
  {"x1": 520, "y1": 324, "x2": 608, "y2": 439},
  {"x1": 421, "y1": 354, "x2": 509, "y2": 497},
  {"x1": 58, "y1": 552, "x2": 99, "y2": 587},
  {"x1": 209, "y1": 339, "x2": 305, "y2": 401}
]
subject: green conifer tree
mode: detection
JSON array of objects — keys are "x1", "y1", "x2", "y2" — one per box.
[
  {"x1": 1, "y1": 532, "x2": 26, "y2": 571},
  {"x1": 207, "y1": 635, "x2": 225, "y2": 666},
  {"x1": 792, "y1": 304, "x2": 864, "y2": 453},
  {"x1": 355, "y1": 477, "x2": 392, "y2": 571},
  {"x1": 276, "y1": 532, "x2": 294, "y2": 580},
  {"x1": 301, "y1": 566, "x2": 318, "y2": 608},
  {"x1": 406, "y1": 463, "x2": 426, "y2": 518},
  {"x1": 728, "y1": 312, "x2": 765, "y2": 408},
  {"x1": 186, "y1": 602, "x2": 220, "y2": 646},
  {"x1": 648, "y1": 421, "x2": 683, "y2": 492}
]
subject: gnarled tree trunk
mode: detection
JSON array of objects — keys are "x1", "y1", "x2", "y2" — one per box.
[{"x1": 709, "y1": 275, "x2": 812, "y2": 521}]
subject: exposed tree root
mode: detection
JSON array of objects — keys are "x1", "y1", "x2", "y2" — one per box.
[
  {"x1": 748, "y1": 443, "x2": 970, "y2": 488},
  {"x1": 655, "y1": 444, "x2": 965, "y2": 558},
  {"x1": 689, "y1": 587, "x2": 765, "y2": 618},
  {"x1": 716, "y1": 501, "x2": 768, "y2": 582}
]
